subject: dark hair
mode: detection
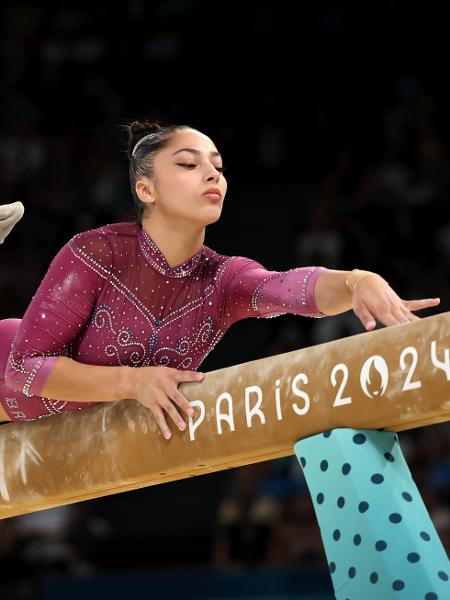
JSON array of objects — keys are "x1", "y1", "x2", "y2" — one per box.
[{"x1": 125, "y1": 119, "x2": 193, "y2": 224}]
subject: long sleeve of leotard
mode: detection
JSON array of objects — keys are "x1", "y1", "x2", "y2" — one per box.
[
  {"x1": 219, "y1": 256, "x2": 327, "y2": 329},
  {"x1": 4, "y1": 231, "x2": 113, "y2": 397}
]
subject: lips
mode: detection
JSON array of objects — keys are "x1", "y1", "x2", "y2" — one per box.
[{"x1": 202, "y1": 188, "x2": 222, "y2": 200}]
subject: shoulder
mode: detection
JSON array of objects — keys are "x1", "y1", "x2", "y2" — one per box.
[
  {"x1": 201, "y1": 244, "x2": 235, "y2": 273},
  {"x1": 68, "y1": 221, "x2": 138, "y2": 270},
  {"x1": 205, "y1": 245, "x2": 264, "y2": 272},
  {"x1": 71, "y1": 221, "x2": 139, "y2": 247},
  {"x1": 201, "y1": 245, "x2": 266, "y2": 283}
]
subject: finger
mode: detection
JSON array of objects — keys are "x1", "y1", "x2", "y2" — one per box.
[
  {"x1": 390, "y1": 306, "x2": 414, "y2": 325},
  {"x1": 354, "y1": 302, "x2": 377, "y2": 330},
  {"x1": 173, "y1": 369, "x2": 205, "y2": 383},
  {"x1": 357, "y1": 299, "x2": 401, "y2": 328},
  {"x1": 403, "y1": 298, "x2": 440, "y2": 311},
  {"x1": 160, "y1": 397, "x2": 186, "y2": 432},
  {"x1": 401, "y1": 307, "x2": 420, "y2": 322},
  {"x1": 375, "y1": 310, "x2": 400, "y2": 327},
  {"x1": 170, "y1": 387, "x2": 195, "y2": 418},
  {"x1": 151, "y1": 405, "x2": 172, "y2": 440}
]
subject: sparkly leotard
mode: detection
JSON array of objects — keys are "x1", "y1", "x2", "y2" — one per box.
[{"x1": 0, "y1": 222, "x2": 326, "y2": 422}]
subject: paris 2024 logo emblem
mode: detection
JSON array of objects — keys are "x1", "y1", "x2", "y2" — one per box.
[{"x1": 360, "y1": 355, "x2": 389, "y2": 398}]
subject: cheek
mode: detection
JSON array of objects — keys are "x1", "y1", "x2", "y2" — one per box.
[
  {"x1": 158, "y1": 172, "x2": 189, "y2": 197},
  {"x1": 158, "y1": 175, "x2": 197, "y2": 211}
]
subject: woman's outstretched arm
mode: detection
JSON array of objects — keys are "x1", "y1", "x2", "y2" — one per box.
[
  {"x1": 219, "y1": 257, "x2": 327, "y2": 329},
  {"x1": 219, "y1": 257, "x2": 440, "y2": 332}
]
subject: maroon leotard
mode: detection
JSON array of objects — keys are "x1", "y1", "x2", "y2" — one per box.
[{"x1": 0, "y1": 222, "x2": 326, "y2": 422}]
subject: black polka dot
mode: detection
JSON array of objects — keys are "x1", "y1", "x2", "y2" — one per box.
[
  {"x1": 320, "y1": 460, "x2": 328, "y2": 471},
  {"x1": 407, "y1": 552, "x2": 420, "y2": 563},
  {"x1": 348, "y1": 567, "x2": 356, "y2": 578},
  {"x1": 420, "y1": 531, "x2": 431, "y2": 541},
  {"x1": 402, "y1": 491, "x2": 412, "y2": 502},
  {"x1": 425, "y1": 594, "x2": 437, "y2": 600},
  {"x1": 342, "y1": 463, "x2": 351, "y2": 475},
  {"x1": 370, "y1": 572, "x2": 378, "y2": 584},
  {"x1": 384, "y1": 452, "x2": 395, "y2": 462},
  {"x1": 329, "y1": 562, "x2": 336, "y2": 573},
  {"x1": 359, "y1": 501, "x2": 369, "y2": 513},
  {"x1": 323, "y1": 430, "x2": 332, "y2": 438},
  {"x1": 389, "y1": 513, "x2": 402, "y2": 523},
  {"x1": 353, "y1": 534, "x2": 361, "y2": 546},
  {"x1": 333, "y1": 529, "x2": 341, "y2": 541},
  {"x1": 371, "y1": 473, "x2": 384, "y2": 484},
  {"x1": 300, "y1": 457, "x2": 306, "y2": 468},
  {"x1": 438, "y1": 570, "x2": 448, "y2": 581},
  {"x1": 316, "y1": 492, "x2": 324, "y2": 505},
  {"x1": 353, "y1": 433, "x2": 366, "y2": 444},
  {"x1": 337, "y1": 496, "x2": 345, "y2": 508},
  {"x1": 392, "y1": 580, "x2": 405, "y2": 591},
  {"x1": 375, "y1": 540, "x2": 387, "y2": 551}
]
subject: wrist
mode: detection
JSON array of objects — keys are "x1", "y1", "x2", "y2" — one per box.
[
  {"x1": 345, "y1": 269, "x2": 382, "y2": 295},
  {"x1": 119, "y1": 365, "x2": 138, "y2": 400}
]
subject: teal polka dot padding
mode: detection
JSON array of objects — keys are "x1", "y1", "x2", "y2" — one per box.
[{"x1": 294, "y1": 428, "x2": 449, "y2": 600}]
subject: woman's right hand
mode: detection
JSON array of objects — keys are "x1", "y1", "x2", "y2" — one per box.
[{"x1": 132, "y1": 366, "x2": 204, "y2": 439}]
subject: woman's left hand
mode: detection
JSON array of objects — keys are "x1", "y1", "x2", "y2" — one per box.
[{"x1": 351, "y1": 275, "x2": 441, "y2": 331}]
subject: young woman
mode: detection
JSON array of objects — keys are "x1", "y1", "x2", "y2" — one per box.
[{"x1": 0, "y1": 121, "x2": 440, "y2": 438}]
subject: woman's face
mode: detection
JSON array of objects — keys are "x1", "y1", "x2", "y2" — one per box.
[{"x1": 138, "y1": 128, "x2": 227, "y2": 228}]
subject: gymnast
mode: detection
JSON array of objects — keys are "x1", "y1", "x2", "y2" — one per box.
[{"x1": 0, "y1": 121, "x2": 440, "y2": 437}]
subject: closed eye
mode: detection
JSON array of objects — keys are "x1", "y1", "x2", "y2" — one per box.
[{"x1": 177, "y1": 163, "x2": 225, "y2": 173}]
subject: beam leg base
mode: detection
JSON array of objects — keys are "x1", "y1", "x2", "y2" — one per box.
[{"x1": 294, "y1": 428, "x2": 449, "y2": 599}]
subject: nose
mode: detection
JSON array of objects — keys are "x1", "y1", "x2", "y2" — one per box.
[{"x1": 204, "y1": 164, "x2": 221, "y2": 182}]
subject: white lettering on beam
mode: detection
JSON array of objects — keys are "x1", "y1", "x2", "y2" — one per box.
[
  {"x1": 291, "y1": 373, "x2": 310, "y2": 416},
  {"x1": 188, "y1": 400, "x2": 206, "y2": 441},
  {"x1": 216, "y1": 392, "x2": 235, "y2": 434},
  {"x1": 245, "y1": 385, "x2": 265, "y2": 428},
  {"x1": 274, "y1": 379, "x2": 282, "y2": 420}
]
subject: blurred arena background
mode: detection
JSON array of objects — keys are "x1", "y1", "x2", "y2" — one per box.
[{"x1": 0, "y1": 2, "x2": 449, "y2": 598}]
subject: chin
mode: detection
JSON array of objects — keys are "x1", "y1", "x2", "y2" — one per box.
[{"x1": 202, "y1": 206, "x2": 223, "y2": 226}]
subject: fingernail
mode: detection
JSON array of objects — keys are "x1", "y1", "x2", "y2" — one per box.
[
  {"x1": 165, "y1": 432, "x2": 171, "y2": 439},
  {"x1": 179, "y1": 422, "x2": 186, "y2": 430}
]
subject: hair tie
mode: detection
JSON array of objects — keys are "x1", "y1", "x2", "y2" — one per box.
[{"x1": 131, "y1": 133, "x2": 155, "y2": 157}]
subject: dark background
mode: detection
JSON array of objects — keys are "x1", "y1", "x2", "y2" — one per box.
[{"x1": 0, "y1": 2, "x2": 449, "y2": 599}]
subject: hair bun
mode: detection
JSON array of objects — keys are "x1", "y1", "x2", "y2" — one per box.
[{"x1": 126, "y1": 120, "x2": 162, "y2": 159}]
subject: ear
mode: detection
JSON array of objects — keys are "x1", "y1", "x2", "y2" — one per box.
[{"x1": 135, "y1": 177, "x2": 156, "y2": 206}]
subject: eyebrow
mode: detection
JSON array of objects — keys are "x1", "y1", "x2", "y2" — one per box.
[{"x1": 172, "y1": 147, "x2": 221, "y2": 158}]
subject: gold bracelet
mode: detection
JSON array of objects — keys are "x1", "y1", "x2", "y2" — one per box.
[{"x1": 345, "y1": 269, "x2": 380, "y2": 295}]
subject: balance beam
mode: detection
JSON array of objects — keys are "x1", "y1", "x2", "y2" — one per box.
[{"x1": 1, "y1": 312, "x2": 449, "y2": 519}]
